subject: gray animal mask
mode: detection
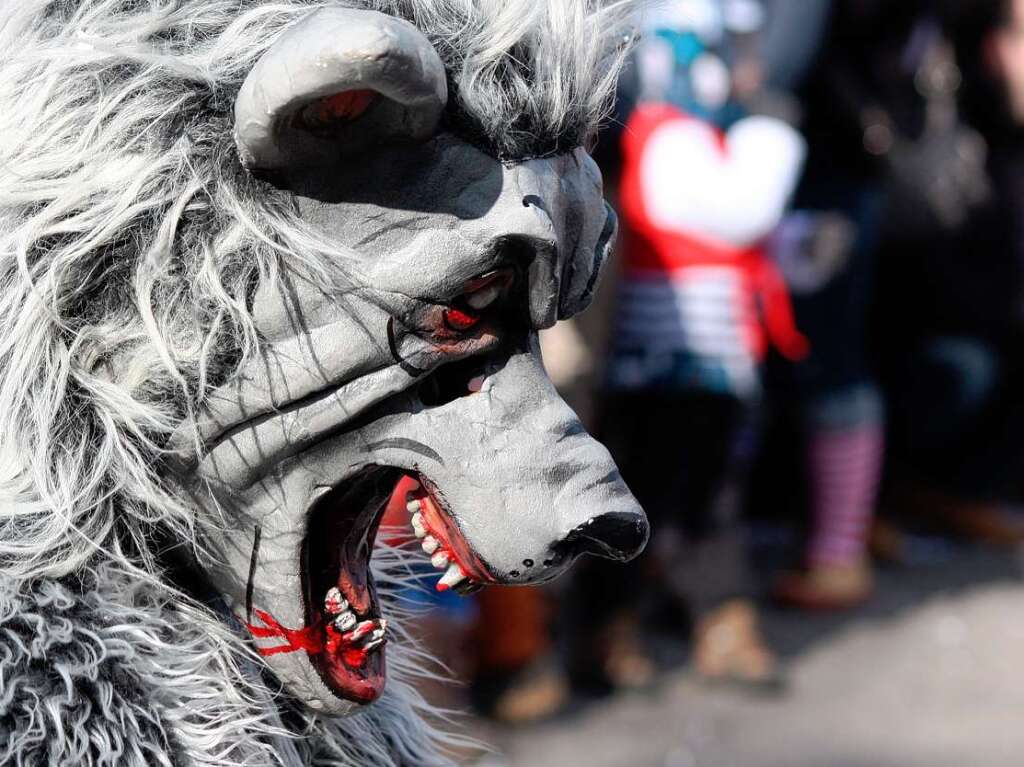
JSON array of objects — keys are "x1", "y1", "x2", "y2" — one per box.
[{"x1": 174, "y1": 8, "x2": 648, "y2": 715}]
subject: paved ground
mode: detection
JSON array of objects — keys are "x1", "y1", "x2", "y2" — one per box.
[{"x1": 464, "y1": 545, "x2": 1024, "y2": 767}]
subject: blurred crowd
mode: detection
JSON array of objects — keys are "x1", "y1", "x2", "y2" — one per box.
[{"x1": 405, "y1": 0, "x2": 1024, "y2": 729}]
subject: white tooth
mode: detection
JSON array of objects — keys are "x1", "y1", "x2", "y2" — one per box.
[
  {"x1": 324, "y1": 587, "x2": 347, "y2": 614},
  {"x1": 411, "y1": 512, "x2": 427, "y2": 539},
  {"x1": 468, "y1": 375, "x2": 487, "y2": 393},
  {"x1": 439, "y1": 563, "x2": 467, "y2": 590},
  {"x1": 335, "y1": 611, "x2": 357, "y2": 631},
  {"x1": 406, "y1": 499, "x2": 421, "y2": 514},
  {"x1": 467, "y1": 284, "x2": 502, "y2": 309},
  {"x1": 353, "y1": 620, "x2": 376, "y2": 642},
  {"x1": 431, "y1": 551, "x2": 449, "y2": 569},
  {"x1": 421, "y1": 535, "x2": 439, "y2": 555}
]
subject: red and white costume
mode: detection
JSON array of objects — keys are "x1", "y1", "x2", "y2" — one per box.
[{"x1": 608, "y1": 103, "x2": 808, "y2": 396}]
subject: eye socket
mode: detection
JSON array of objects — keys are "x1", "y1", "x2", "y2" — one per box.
[{"x1": 442, "y1": 268, "x2": 515, "y2": 333}]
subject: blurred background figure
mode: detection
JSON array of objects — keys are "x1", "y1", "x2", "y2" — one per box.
[
  {"x1": 767, "y1": 0, "x2": 936, "y2": 609},
  {"x1": 566, "y1": 0, "x2": 807, "y2": 694},
  {"x1": 877, "y1": 0, "x2": 1024, "y2": 545}
]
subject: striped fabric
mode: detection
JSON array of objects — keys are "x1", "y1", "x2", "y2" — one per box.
[
  {"x1": 607, "y1": 267, "x2": 760, "y2": 396},
  {"x1": 607, "y1": 102, "x2": 808, "y2": 398},
  {"x1": 806, "y1": 424, "x2": 885, "y2": 566}
]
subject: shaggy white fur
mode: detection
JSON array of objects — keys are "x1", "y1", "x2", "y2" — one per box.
[
  {"x1": 0, "y1": 556, "x2": 460, "y2": 766},
  {"x1": 0, "y1": 1, "x2": 637, "y2": 764}
]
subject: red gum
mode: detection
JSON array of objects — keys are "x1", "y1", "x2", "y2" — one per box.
[
  {"x1": 327, "y1": 623, "x2": 370, "y2": 668},
  {"x1": 342, "y1": 647, "x2": 368, "y2": 668},
  {"x1": 325, "y1": 623, "x2": 343, "y2": 655}
]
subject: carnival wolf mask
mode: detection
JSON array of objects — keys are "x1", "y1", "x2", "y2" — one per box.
[
  {"x1": 0, "y1": 0, "x2": 647, "y2": 742},
  {"x1": 181, "y1": 8, "x2": 647, "y2": 714}
]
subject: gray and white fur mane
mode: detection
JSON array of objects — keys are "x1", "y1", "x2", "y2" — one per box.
[{"x1": 0, "y1": 1, "x2": 636, "y2": 765}]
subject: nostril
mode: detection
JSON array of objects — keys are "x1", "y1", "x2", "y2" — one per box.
[{"x1": 556, "y1": 511, "x2": 649, "y2": 563}]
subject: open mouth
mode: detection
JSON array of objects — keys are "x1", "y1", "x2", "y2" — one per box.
[
  {"x1": 283, "y1": 339, "x2": 513, "y2": 705},
  {"x1": 300, "y1": 463, "x2": 494, "y2": 705}
]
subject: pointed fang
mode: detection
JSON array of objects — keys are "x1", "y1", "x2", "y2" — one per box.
[{"x1": 437, "y1": 563, "x2": 466, "y2": 592}]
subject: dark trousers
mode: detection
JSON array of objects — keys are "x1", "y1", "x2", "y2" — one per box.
[
  {"x1": 895, "y1": 336, "x2": 1024, "y2": 500},
  {"x1": 565, "y1": 389, "x2": 756, "y2": 653}
]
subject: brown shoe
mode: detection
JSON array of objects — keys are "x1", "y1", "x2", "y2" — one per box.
[
  {"x1": 473, "y1": 656, "x2": 569, "y2": 725},
  {"x1": 887, "y1": 480, "x2": 1024, "y2": 547},
  {"x1": 868, "y1": 518, "x2": 907, "y2": 565},
  {"x1": 693, "y1": 600, "x2": 783, "y2": 692},
  {"x1": 774, "y1": 560, "x2": 873, "y2": 611},
  {"x1": 936, "y1": 502, "x2": 1024, "y2": 546},
  {"x1": 601, "y1": 612, "x2": 657, "y2": 690}
]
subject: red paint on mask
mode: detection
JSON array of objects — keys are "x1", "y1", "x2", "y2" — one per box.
[
  {"x1": 246, "y1": 609, "x2": 324, "y2": 657},
  {"x1": 247, "y1": 610, "x2": 373, "y2": 668}
]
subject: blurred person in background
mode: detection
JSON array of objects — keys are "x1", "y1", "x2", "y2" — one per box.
[
  {"x1": 875, "y1": 0, "x2": 1024, "y2": 544},
  {"x1": 768, "y1": 0, "x2": 947, "y2": 609},
  {"x1": 567, "y1": 0, "x2": 808, "y2": 692}
]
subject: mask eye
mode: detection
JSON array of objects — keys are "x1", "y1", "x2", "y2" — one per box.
[
  {"x1": 443, "y1": 307, "x2": 481, "y2": 333},
  {"x1": 442, "y1": 269, "x2": 515, "y2": 333}
]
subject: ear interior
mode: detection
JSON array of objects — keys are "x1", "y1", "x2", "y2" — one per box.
[
  {"x1": 297, "y1": 90, "x2": 379, "y2": 136},
  {"x1": 234, "y1": 9, "x2": 449, "y2": 174}
]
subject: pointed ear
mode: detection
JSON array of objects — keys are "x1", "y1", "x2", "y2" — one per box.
[{"x1": 234, "y1": 8, "x2": 448, "y2": 174}]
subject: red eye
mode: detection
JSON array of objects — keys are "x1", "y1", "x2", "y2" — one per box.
[{"x1": 443, "y1": 307, "x2": 481, "y2": 332}]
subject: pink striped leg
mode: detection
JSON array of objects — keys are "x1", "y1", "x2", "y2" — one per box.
[{"x1": 806, "y1": 424, "x2": 885, "y2": 567}]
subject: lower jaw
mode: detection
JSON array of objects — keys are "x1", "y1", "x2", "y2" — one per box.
[
  {"x1": 302, "y1": 466, "x2": 401, "y2": 705},
  {"x1": 315, "y1": 638, "x2": 386, "y2": 704}
]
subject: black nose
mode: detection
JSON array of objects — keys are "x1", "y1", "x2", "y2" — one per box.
[{"x1": 558, "y1": 511, "x2": 649, "y2": 563}]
